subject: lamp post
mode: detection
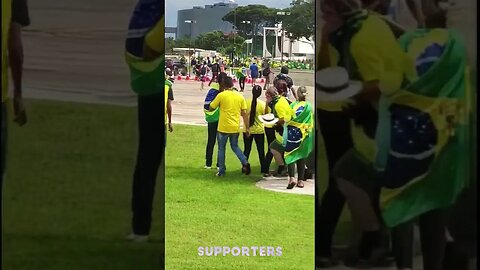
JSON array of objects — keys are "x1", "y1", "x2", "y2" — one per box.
[
  {"x1": 276, "y1": 11, "x2": 290, "y2": 64},
  {"x1": 240, "y1": 20, "x2": 251, "y2": 58},
  {"x1": 185, "y1": 20, "x2": 196, "y2": 76}
]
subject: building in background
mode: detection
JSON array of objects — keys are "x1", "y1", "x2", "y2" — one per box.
[{"x1": 176, "y1": 2, "x2": 238, "y2": 39}]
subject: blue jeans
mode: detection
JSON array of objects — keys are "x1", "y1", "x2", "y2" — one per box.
[{"x1": 217, "y1": 132, "x2": 247, "y2": 174}]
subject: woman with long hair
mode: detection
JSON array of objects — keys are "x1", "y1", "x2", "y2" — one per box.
[
  {"x1": 243, "y1": 85, "x2": 268, "y2": 174},
  {"x1": 284, "y1": 86, "x2": 314, "y2": 189}
]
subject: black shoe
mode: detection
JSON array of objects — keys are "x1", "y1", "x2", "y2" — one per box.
[
  {"x1": 242, "y1": 163, "x2": 251, "y2": 175},
  {"x1": 273, "y1": 166, "x2": 287, "y2": 177}
]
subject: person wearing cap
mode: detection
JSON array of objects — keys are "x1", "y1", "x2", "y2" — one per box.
[
  {"x1": 125, "y1": 0, "x2": 163, "y2": 242},
  {"x1": 209, "y1": 76, "x2": 251, "y2": 177},
  {"x1": 264, "y1": 87, "x2": 295, "y2": 177},
  {"x1": 316, "y1": 0, "x2": 415, "y2": 267},
  {"x1": 203, "y1": 72, "x2": 228, "y2": 169},
  {"x1": 283, "y1": 86, "x2": 314, "y2": 189}
]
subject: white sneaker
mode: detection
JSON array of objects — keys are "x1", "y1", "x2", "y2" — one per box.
[
  {"x1": 126, "y1": 233, "x2": 149, "y2": 243},
  {"x1": 204, "y1": 166, "x2": 212, "y2": 169}
]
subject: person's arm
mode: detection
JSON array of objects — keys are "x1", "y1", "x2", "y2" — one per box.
[
  {"x1": 9, "y1": 23, "x2": 26, "y2": 126},
  {"x1": 241, "y1": 109, "x2": 250, "y2": 136},
  {"x1": 406, "y1": 0, "x2": 425, "y2": 27},
  {"x1": 209, "y1": 94, "x2": 220, "y2": 111},
  {"x1": 317, "y1": 25, "x2": 332, "y2": 70}
]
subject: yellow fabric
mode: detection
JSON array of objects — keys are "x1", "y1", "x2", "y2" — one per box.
[
  {"x1": 145, "y1": 17, "x2": 164, "y2": 53},
  {"x1": 210, "y1": 82, "x2": 220, "y2": 90},
  {"x1": 2, "y1": 0, "x2": 12, "y2": 103},
  {"x1": 273, "y1": 96, "x2": 294, "y2": 142},
  {"x1": 350, "y1": 15, "x2": 414, "y2": 95},
  {"x1": 243, "y1": 99, "x2": 265, "y2": 134},
  {"x1": 274, "y1": 96, "x2": 294, "y2": 122},
  {"x1": 210, "y1": 89, "x2": 247, "y2": 133}
]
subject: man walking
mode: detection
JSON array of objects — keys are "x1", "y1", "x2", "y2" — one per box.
[{"x1": 209, "y1": 77, "x2": 251, "y2": 177}]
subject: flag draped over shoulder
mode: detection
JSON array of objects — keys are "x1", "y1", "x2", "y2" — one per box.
[
  {"x1": 380, "y1": 29, "x2": 473, "y2": 227},
  {"x1": 283, "y1": 101, "x2": 314, "y2": 165}
]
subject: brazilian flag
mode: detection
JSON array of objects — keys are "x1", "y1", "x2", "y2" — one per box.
[
  {"x1": 283, "y1": 101, "x2": 314, "y2": 165},
  {"x1": 379, "y1": 29, "x2": 474, "y2": 227}
]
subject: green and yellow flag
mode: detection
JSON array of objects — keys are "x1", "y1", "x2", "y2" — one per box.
[
  {"x1": 379, "y1": 29, "x2": 474, "y2": 227},
  {"x1": 283, "y1": 101, "x2": 314, "y2": 165}
]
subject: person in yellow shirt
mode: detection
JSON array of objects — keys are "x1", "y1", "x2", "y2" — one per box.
[
  {"x1": 242, "y1": 85, "x2": 268, "y2": 175},
  {"x1": 316, "y1": 0, "x2": 414, "y2": 267},
  {"x1": 264, "y1": 87, "x2": 294, "y2": 177},
  {"x1": 2, "y1": 0, "x2": 30, "y2": 192},
  {"x1": 209, "y1": 77, "x2": 251, "y2": 177}
]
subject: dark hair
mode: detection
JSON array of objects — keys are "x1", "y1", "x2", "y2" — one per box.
[
  {"x1": 275, "y1": 79, "x2": 288, "y2": 96},
  {"x1": 249, "y1": 85, "x2": 263, "y2": 127},
  {"x1": 280, "y1": 66, "x2": 289, "y2": 74},
  {"x1": 223, "y1": 76, "x2": 234, "y2": 88},
  {"x1": 217, "y1": 72, "x2": 228, "y2": 88}
]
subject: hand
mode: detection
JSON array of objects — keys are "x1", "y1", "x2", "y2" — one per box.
[
  {"x1": 245, "y1": 128, "x2": 251, "y2": 137},
  {"x1": 13, "y1": 95, "x2": 27, "y2": 126},
  {"x1": 168, "y1": 123, "x2": 173, "y2": 132}
]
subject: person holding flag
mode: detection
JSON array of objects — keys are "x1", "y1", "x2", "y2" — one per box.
[{"x1": 283, "y1": 86, "x2": 314, "y2": 189}]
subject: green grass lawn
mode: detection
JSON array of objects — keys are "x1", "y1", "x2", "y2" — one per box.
[
  {"x1": 165, "y1": 125, "x2": 314, "y2": 269},
  {"x1": 2, "y1": 99, "x2": 164, "y2": 270}
]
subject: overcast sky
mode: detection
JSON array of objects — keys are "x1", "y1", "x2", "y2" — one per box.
[{"x1": 165, "y1": 0, "x2": 292, "y2": 27}]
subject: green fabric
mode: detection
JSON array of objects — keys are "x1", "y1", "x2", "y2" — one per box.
[
  {"x1": 283, "y1": 101, "x2": 314, "y2": 165},
  {"x1": 381, "y1": 29, "x2": 473, "y2": 227},
  {"x1": 125, "y1": 54, "x2": 164, "y2": 96},
  {"x1": 205, "y1": 108, "x2": 220, "y2": 123}
]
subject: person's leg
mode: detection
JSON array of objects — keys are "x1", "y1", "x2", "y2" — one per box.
[
  {"x1": 239, "y1": 77, "x2": 245, "y2": 91},
  {"x1": 243, "y1": 133, "x2": 254, "y2": 160},
  {"x1": 253, "y1": 134, "x2": 267, "y2": 174},
  {"x1": 229, "y1": 133, "x2": 248, "y2": 166},
  {"x1": 316, "y1": 109, "x2": 353, "y2": 260},
  {"x1": 205, "y1": 121, "x2": 218, "y2": 167},
  {"x1": 419, "y1": 208, "x2": 449, "y2": 270},
  {"x1": 131, "y1": 94, "x2": 164, "y2": 236},
  {"x1": 264, "y1": 127, "x2": 276, "y2": 172},
  {"x1": 1, "y1": 102, "x2": 7, "y2": 194},
  {"x1": 270, "y1": 141, "x2": 286, "y2": 174},
  {"x1": 216, "y1": 132, "x2": 229, "y2": 175},
  {"x1": 391, "y1": 221, "x2": 415, "y2": 269}
]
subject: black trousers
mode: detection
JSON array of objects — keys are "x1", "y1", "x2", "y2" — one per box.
[
  {"x1": 205, "y1": 121, "x2": 218, "y2": 167},
  {"x1": 243, "y1": 133, "x2": 267, "y2": 173},
  {"x1": 239, "y1": 77, "x2": 246, "y2": 91},
  {"x1": 264, "y1": 127, "x2": 276, "y2": 172},
  {"x1": 288, "y1": 159, "x2": 306, "y2": 180},
  {"x1": 131, "y1": 94, "x2": 164, "y2": 235},
  {"x1": 391, "y1": 208, "x2": 449, "y2": 270},
  {"x1": 316, "y1": 109, "x2": 353, "y2": 257}
]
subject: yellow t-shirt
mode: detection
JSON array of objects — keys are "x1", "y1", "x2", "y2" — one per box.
[
  {"x1": 273, "y1": 96, "x2": 294, "y2": 142},
  {"x1": 145, "y1": 17, "x2": 163, "y2": 54},
  {"x1": 274, "y1": 96, "x2": 294, "y2": 122},
  {"x1": 210, "y1": 89, "x2": 247, "y2": 134},
  {"x1": 243, "y1": 98, "x2": 266, "y2": 134},
  {"x1": 317, "y1": 14, "x2": 414, "y2": 111},
  {"x1": 2, "y1": 0, "x2": 12, "y2": 103}
]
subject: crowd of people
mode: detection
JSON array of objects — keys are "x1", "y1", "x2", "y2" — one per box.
[
  {"x1": 316, "y1": 0, "x2": 475, "y2": 269},
  {"x1": 199, "y1": 69, "x2": 314, "y2": 189}
]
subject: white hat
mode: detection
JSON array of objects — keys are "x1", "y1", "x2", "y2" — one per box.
[
  {"x1": 258, "y1": 113, "x2": 279, "y2": 125},
  {"x1": 316, "y1": 67, "x2": 362, "y2": 101}
]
